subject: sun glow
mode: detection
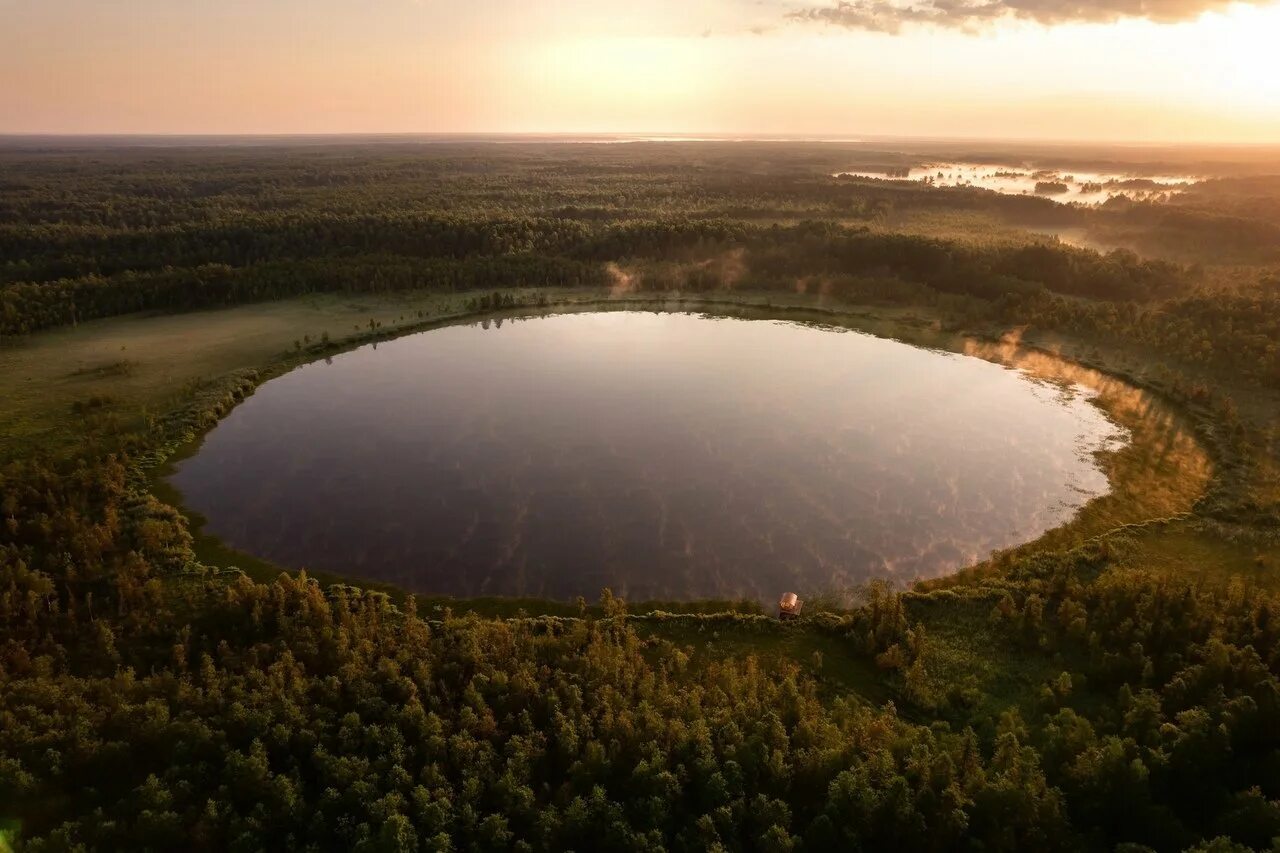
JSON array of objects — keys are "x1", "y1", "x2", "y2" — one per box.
[
  {"x1": 0, "y1": 0, "x2": 1277, "y2": 139},
  {"x1": 1192, "y1": 5, "x2": 1280, "y2": 109},
  {"x1": 533, "y1": 36, "x2": 722, "y2": 115}
]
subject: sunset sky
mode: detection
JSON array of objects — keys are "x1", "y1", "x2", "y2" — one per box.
[{"x1": 3, "y1": 0, "x2": 1279, "y2": 142}]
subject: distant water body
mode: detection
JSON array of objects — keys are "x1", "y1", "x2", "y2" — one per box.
[{"x1": 834, "y1": 161, "x2": 1195, "y2": 205}]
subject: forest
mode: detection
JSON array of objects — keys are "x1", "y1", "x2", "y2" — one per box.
[{"x1": 2, "y1": 139, "x2": 1280, "y2": 851}]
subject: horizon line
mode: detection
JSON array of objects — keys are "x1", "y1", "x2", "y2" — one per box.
[{"x1": 2, "y1": 131, "x2": 1279, "y2": 149}]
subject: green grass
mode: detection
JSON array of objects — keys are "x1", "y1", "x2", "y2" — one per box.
[
  {"x1": 1114, "y1": 521, "x2": 1280, "y2": 590},
  {"x1": 906, "y1": 593, "x2": 1083, "y2": 728},
  {"x1": 0, "y1": 289, "x2": 571, "y2": 459},
  {"x1": 635, "y1": 616, "x2": 896, "y2": 707}
]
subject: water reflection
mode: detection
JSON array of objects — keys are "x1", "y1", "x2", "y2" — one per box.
[
  {"x1": 835, "y1": 161, "x2": 1196, "y2": 205},
  {"x1": 962, "y1": 332, "x2": 1211, "y2": 536},
  {"x1": 171, "y1": 312, "x2": 1174, "y2": 601}
]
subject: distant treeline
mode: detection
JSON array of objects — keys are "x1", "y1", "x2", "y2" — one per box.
[
  {"x1": 2, "y1": 216, "x2": 1188, "y2": 336},
  {"x1": 0, "y1": 255, "x2": 606, "y2": 335},
  {"x1": 3, "y1": 144, "x2": 1280, "y2": 394}
]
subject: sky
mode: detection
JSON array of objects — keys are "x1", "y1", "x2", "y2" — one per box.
[{"x1": 2, "y1": 0, "x2": 1279, "y2": 142}]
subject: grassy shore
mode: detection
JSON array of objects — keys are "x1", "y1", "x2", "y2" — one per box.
[{"x1": 0, "y1": 286, "x2": 1229, "y2": 583}]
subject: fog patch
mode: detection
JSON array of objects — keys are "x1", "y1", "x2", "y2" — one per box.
[
  {"x1": 606, "y1": 262, "x2": 639, "y2": 296},
  {"x1": 833, "y1": 161, "x2": 1196, "y2": 205}
]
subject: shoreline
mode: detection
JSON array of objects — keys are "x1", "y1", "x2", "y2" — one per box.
[{"x1": 136, "y1": 288, "x2": 1212, "y2": 613}]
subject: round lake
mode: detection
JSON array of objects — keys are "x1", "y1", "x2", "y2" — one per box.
[{"x1": 170, "y1": 311, "x2": 1130, "y2": 602}]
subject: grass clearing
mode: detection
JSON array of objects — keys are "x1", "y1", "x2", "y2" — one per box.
[
  {"x1": 0, "y1": 290, "x2": 507, "y2": 457},
  {"x1": 907, "y1": 594, "x2": 1069, "y2": 721},
  {"x1": 1114, "y1": 522, "x2": 1280, "y2": 590},
  {"x1": 636, "y1": 616, "x2": 895, "y2": 707}
]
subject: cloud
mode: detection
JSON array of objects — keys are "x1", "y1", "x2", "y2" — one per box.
[{"x1": 788, "y1": 0, "x2": 1268, "y2": 32}]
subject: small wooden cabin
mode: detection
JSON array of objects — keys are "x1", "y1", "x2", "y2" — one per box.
[{"x1": 778, "y1": 592, "x2": 803, "y2": 620}]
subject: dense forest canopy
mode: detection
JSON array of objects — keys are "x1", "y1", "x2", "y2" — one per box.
[{"x1": 2, "y1": 140, "x2": 1279, "y2": 851}]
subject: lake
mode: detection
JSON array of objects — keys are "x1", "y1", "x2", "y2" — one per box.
[
  {"x1": 169, "y1": 311, "x2": 1129, "y2": 602},
  {"x1": 835, "y1": 161, "x2": 1195, "y2": 205}
]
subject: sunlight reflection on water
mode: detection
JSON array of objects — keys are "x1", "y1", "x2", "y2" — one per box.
[
  {"x1": 835, "y1": 161, "x2": 1195, "y2": 205},
  {"x1": 171, "y1": 312, "x2": 1185, "y2": 602}
]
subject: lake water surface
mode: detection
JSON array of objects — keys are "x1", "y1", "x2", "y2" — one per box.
[
  {"x1": 835, "y1": 161, "x2": 1195, "y2": 205},
  {"x1": 170, "y1": 312, "x2": 1128, "y2": 601}
]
